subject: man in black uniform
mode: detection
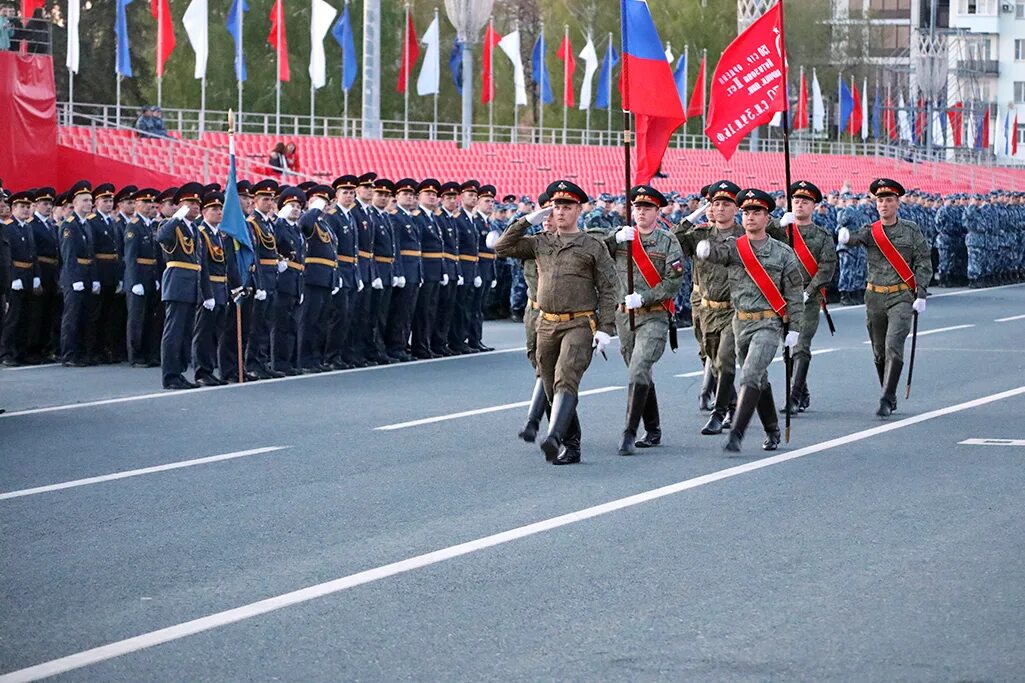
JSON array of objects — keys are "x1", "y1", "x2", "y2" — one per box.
[
  {"x1": 323, "y1": 175, "x2": 361, "y2": 370},
  {"x1": 385, "y1": 177, "x2": 422, "y2": 362},
  {"x1": 297, "y1": 184, "x2": 337, "y2": 372},
  {"x1": 59, "y1": 181, "x2": 96, "y2": 367},
  {"x1": 123, "y1": 188, "x2": 163, "y2": 367},
  {"x1": 88, "y1": 183, "x2": 123, "y2": 364},
  {"x1": 245, "y1": 179, "x2": 284, "y2": 379},
  {"x1": 450, "y1": 180, "x2": 481, "y2": 354},
  {"x1": 433, "y1": 181, "x2": 462, "y2": 356},
  {"x1": 367, "y1": 178, "x2": 398, "y2": 364},
  {"x1": 471, "y1": 183, "x2": 497, "y2": 352},
  {"x1": 26, "y1": 187, "x2": 60, "y2": 363},
  {"x1": 273, "y1": 186, "x2": 307, "y2": 375},
  {"x1": 0, "y1": 190, "x2": 38, "y2": 366},
  {"x1": 349, "y1": 172, "x2": 379, "y2": 366},
  {"x1": 192, "y1": 190, "x2": 235, "y2": 386},
  {"x1": 411, "y1": 178, "x2": 445, "y2": 358}
]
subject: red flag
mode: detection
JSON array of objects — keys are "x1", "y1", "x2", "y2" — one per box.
[
  {"x1": 948, "y1": 102, "x2": 963, "y2": 147},
  {"x1": 21, "y1": 0, "x2": 44, "y2": 17},
  {"x1": 981, "y1": 108, "x2": 990, "y2": 149},
  {"x1": 884, "y1": 95, "x2": 896, "y2": 140},
  {"x1": 267, "y1": 0, "x2": 290, "y2": 82},
  {"x1": 150, "y1": 0, "x2": 176, "y2": 77},
  {"x1": 482, "y1": 23, "x2": 502, "y2": 104},
  {"x1": 848, "y1": 81, "x2": 862, "y2": 135},
  {"x1": 792, "y1": 70, "x2": 808, "y2": 130},
  {"x1": 556, "y1": 33, "x2": 576, "y2": 108},
  {"x1": 396, "y1": 13, "x2": 420, "y2": 94},
  {"x1": 915, "y1": 96, "x2": 927, "y2": 143},
  {"x1": 1014, "y1": 112, "x2": 1020, "y2": 155},
  {"x1": 704, "y1": 1, "x2": 787, "y2": 161},
  {"x1": 686, "y1": 53, "x2": 705, "y2": 119}
]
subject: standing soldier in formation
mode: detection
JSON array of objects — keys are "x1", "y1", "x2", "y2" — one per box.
[
  {"x1": 27, "y1": 187, "x2": 60, "y2": 363},
  {"x1": 386, "y1": 178, "x2": 422, "y2": 362},
  {"x1": 349, "y1": 172, "x2": 378, "y2": 366},
  {"x1": 410, "y1": 178, "x2": 445, "y2": 359},
  {"x1": 433, "y1": 182, "x2": 462, "y2": 356},
  {"x1": 496, "y1": 180, "x2": 618, "y2": 465},
  {"x1": 451, "y1": 180, "x2": 481, "y2": 354},
  {"x1": 246, "y1": 179, "x2": 283, "y2": 380},
  {"x1": 606, "y1": 186, "x2": 685, "y2": 455},
  {"x1": 836, "y1": 194, "x2": 868, "y2": 305},
  {"x1": 472, "y1": 184, "x2": 497, "y2": 352},
  {"x1": 324, "y1": 175, "x2": 362, "y2": 369},
  {"x1": 59, "y1": 181, "x2": 96, "y2": 367},
  {"x1": 273, "y1": 187, "x2": 306, "y2": 375},
  {"x1": 778, "y1": 181, "x2": 837, "y2": 414},
  {"x1": 368, "y1": 178, "x2": 397, "y2": 364},
  {"x1": 695, "y1": 189, "x2": 804, "y2": 452},
  {"x1": 123, "y1": 188, "x2": 162, "y2": 368},
  {"x1": 0, "y1": 191, "x2": 38, "y2": 366},
  {"x1": 297, "y1": 184, "x2": 337, "y2": 373},
  {"x1": 838, "y1": 179, "x2": 932, "y2": 417},
  {"x1": 193, "y1": 190, "x2": 233, "y2": 386},
  {"x1": 88, "y1": 183, "x2": 122, "y2": 364}
]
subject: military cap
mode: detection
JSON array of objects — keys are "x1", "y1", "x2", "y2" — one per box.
[
  {"x1": 738, "y1": 188, "x2": 774, "y2": 211},
  {"x1": 630, "y1": 184, "x2": 668, "y2": 208},
  {"x1": 699, "y1": 184, "x2": 710, "y2": 199},
  {"x1": 460, "y1": 179, "x2": 481, "y2": 194},
  {"x1": 252, "y1": 179, "x2": 279, "y2": 197},
  {"x1": 357, "y1": 172, "x2": 378, "y2": 187},
  {"x1": 113, "y1": 185, "x2": 137, "y2": 204},
  {"x1": 417, "y1": 178, "x2": 441, "y2": 194},
  {"x1": 538, "y1": 191, "x2": 551, "y2": 208},
  {"x1": 236, "y1": 179, "x2": 253, "y2": 197},
  {"x1": 297, "y1": 180, "x2": 316, "y2": 192},
  {"x1": 157, "y1": 187, "x2": 178, "y2": 204},
  {"x1": 372, "y1": 178, "x2": 395, "y2": 194},
  {"x1": 598, "y1": 192, "x2": 613, "y2": 202},
  {"x1": 202, "y1": 191, "x2": 225, "y2": 209},
  {"x1": 440, "y1": 181, "x2": 461, "y2": 196},
  {"x1": 54, "y1": 191, "x2": 68, "y2": 207},
  {"x1": 708, "y1": 180, "x2": 741, "y2": 203},
  {"x1": 502, "y1": 193, "x2": 517, "y2": 204},
  {"x1": 394, "y1": 178, "x2": 418, "y2": 194},
  {"x1": 92, "y1": 182, "x2": 116, "y2": 200},
  {"x1": 277, "y1": 186, "x2": 306, "y2": 208},
  {"x1": 34, "y1": 187, "x2": 55, "y2": 203},
  {"x1": 869, "y1": 178, "x2": 905, "y2": 198},
  {"x1": 133, "y1": 188, "x2": 159, "y2": 203},
  {"x1": 174, "y1": 182, "x2": 204, "y2": 205},
  {"x1": 203, "y1": 182, "x2": 222, "y2": 194},
  {"x1": 789, "y1": 180, "x2": 822, "y2": 203},
  {"x1": 479, "y1": 184, "x2": 497, "y2": 199},
  {"x1": 307, "y1": 184, "x2": 332, "y2": 201},
  {"x1": 68, "y1": 180, "x2": 93, "y2": 199},
  {"x1": 9, "y1": 189, "x2": 34, "y2": 205},
  {"x1": 545, "y1": 179, "x2": 587, "y2": 204},
  {"x1": 332, "y1": 174, "x2": 358, "y2": 191}
]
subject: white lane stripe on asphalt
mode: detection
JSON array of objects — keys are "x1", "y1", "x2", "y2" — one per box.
[
  {"x1": 861, "y1": 324, "x2": 975, "y2": 344},
  {"x1": 374, "y1": 386, "x2": 624, "y2": 430},
  {"x1": 0, "y1": 363, "x2": 61, "y2": 372},
  {"x1": 959, "y1": 438, "x2": 1025, "y2": 447},
  {"x1": 672, "y1": 348, "x2": 837, "y2": 379},
  {"x1": 0, "y1": 447, "x2": 288, "y2": 501},
  {"x1": 6, "y1": 384, "x2": 1025, "y2": 683},
  {"x1": 995, "y1": 314, "x2": 1025, "y2": 323}
]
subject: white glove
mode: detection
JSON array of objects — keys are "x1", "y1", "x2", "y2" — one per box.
[
  {"x1": 131, "y1": 283, "x2": 145, "y2": 296},
  {"x1": 473, "y1": 276, "x2": 483, "y2": 288},
  {"x1": 371, "y1": 277, "x2": 384, "y2": 290},
  {"x1": 784, "y1": 331, "x2": 799, "y2": 349},
  {"x1": 592, "y1": 330, "x2": 612, "y2": 355},
  {"x1": 525, "y1": 206, "x2": 553, "y2": 226},
  {"x1": 172, "y1": 205, "x2": 190, "y2": 220},
  {"x1": 11, "y1": 279, "x2": 23, "y2": 291},
  {"x1": 484, "y1": 231, "x2": 500, "y2": 249},
  {"x1": 912, "y1": 297, "x2": 926, "y2": 314},
  {"x1": 624, "y1": 292, "x2": 644, "y2": 310},
  {"x1": 685, "y1": 201, "x2": 709, "y2": 224},
  {"x1": 780, "y1": 211, "x2": 796, "y2": 227},
  {"x1": 203, "y1": 298, "x2": 215, "y2": 311},
  {"x1": 615, "y1": 226, "x2": 636, "y2": 243},
  {"x1": 397, "y1": 276, "x2": 406, "y2": 288},
  {"x1": 441, "y1": 274, "x2": 449, "y2": 286},
  {"x1": 254, "y1": 288, "x2": 267, "y2": 301},
  {"x1": 299, "y1": 293, "x2": 304, "y2": 305},
  {"x1": 276, "y1": 259, "x2": 288, "y2": 273},
  {"x1": 357, "y1": 279, "x2": 365, "y2": 292},
  {"x1": 91, "y1": 281, "x2": 101, "y2": 294},
  {"x1": 457, "y1": 276, "x2": 465, "y2": 286},
  {"x1": 72, "y1": 281, "x2": 85, "y2": 291},
  {"x1": 155, "y1": 281, "x2": 160, "y2": 291},
  {"x1": 695, "y1": 240, "x2": 711, "y2": 260},
  {"x1": 331, "y1": 286, "x2": 340, "y2": 295},
  {"x1": 837, "y1": 227, "x2": 850, "y2": 245},
  {"x1": 391, "y1": 276, "x2": 400, "y2": 287},
  {"x1": 802, "y1": 291, "x2": 810, "y2": 303},
  {"x1": 490, "y1": 279, "x2": 497, "y2": 289},
  {"x1": 32, "y1": 277, "x2": 41, "y2": 290},
  {"x1": 308, "y1": 197, "x2": 327, "y2": 212}
]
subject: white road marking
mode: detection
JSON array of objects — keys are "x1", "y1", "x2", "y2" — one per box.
[
  {"x1": 374, "y1": 386, "x2": 624, "y2": 430},
  {"x1": 673, "y1": 348, "x2": 836, "y2": 379},
  {"x1": 995, "y1": 314, "x2": 1025, "y2": 323},
  {"x1": 861, "y1": 324, "x2": 975, "y2": 344},
  {"x1": 7, "y1": 384, "x2": 1025, "y2": 683},
  {"x1": 816, "y1": 282, "x2": 1024, "y2": 313},
  {"x1": 0, "y1": 363, "x2": 61, "y2": 372},
  {"x1": 0, "y1": 447, "x2": 288, "y2": 501},
  {"x1": 959, "y1": 438, "x2": 1025, "y2": 447}
]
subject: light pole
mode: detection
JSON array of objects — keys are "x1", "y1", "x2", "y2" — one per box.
[{"x1": 446, "y1": 0, "x2": 495, "y2": 149}]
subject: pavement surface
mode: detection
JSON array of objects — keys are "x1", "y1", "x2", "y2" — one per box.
[{"x1": 2, "y1": 283, "x2": 1025, "y2": 682}]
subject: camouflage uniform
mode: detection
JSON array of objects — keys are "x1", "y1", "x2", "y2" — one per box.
[{"x1": 836, "y1": 203, "x2": 868, "y2": 303}]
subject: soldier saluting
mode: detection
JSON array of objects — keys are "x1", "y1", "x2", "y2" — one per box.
[{"x1": 838, "y1": 179, "x2": 932, "y2": 417}]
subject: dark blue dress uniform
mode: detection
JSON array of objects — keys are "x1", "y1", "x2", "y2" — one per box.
[
  {"x1": 432, "y1": 192, "x2": 461, "y2": 355},
  {"x1": 298, "y1": 186, "x2": 339, "y2": 371},
  {"x1": 349, "y1": 198, "x2": 378, "y2": 365},
  {"x1": 88, "y1": 184, "x2": 123, "y2": 363},
  {"x1": 411, "y1": 182, "x2": 445, "y2": 358},
  {"x1": 450, "y1": 205, "x2": 480, "y2": 354},
  {"x1": 385, "y1": 192, "x2": 422, "y2": 360},
  {"x1": 193, "y1": 206, "x2": 235, "y2": 386},
  {"x1": 367, "y1": 180, "x2": 398, "y2": 363},
  {"x1": 59, "y1": 184, "x2": 97, "y2": 366},
  {"x1": 0, "y1": 194, "x2": 36, "y2": 365},
  {"x1": 469, "y1": 209, "x2": 496, "y2": 351},
  {"x1": 273, "y1": 190, "x2": 306, "y2": 374},
  {"x1": 325, "y1": 202, "x2": 361, "y2": 368},
  {"x1": 27, "y1": 188, "x2": 61, "y2": 361},
  {"x1": 123, "y1": 192, "x2": 162, "y2": 367},
  {"x1": 245, "y1": 204, "x2": 282, "y2": 378}
]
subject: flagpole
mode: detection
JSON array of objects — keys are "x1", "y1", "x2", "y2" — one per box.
[
  {"x1": 157, "y1": 0, "x2": 163, "y2": 109},
  {"x1": 116, "y1": 74, "x2": 121, "y2": 127},
  {"x1": 343, "y1": 0, "x2": 350, "y2": 136},
  {"x1": 584, "y1": 31, "x2": 591, "y2": 144},
  {"x1": 228, "y1": 108, "x2": 245, "y2": 383},
  {"x1": 311, "y1": 85, "x2": 316, "y2": 135},
  {"x1": 275, "y1": 0, "x2": 282, "y2": 136},
  {"x1": 682, "y1": 44, "x2": 688, "y2": 137},
  {"x1": 606, "y1": 32, "x2": 613, "y2": 142},
  {"x1": 237, "y1": 0, "x2": 244, "y2": 132},
  {"x1": 779, "y1": 9, "x2": 794, "y2": 444},
  {"x1": 512, "y1": 18, "x2": 520, "y2": 144},
  {"x1": 619, "y1": 8, "x2": 634, "y2": 333},
  {"x1": 700, "y1": 49, "x2": 707, "y2": 149},
  {"x1": 68, "y1": 68, "x2": 74, "y2": 125},
  {"x1": 432, "y1": 6, "x2": 440, "y2": 141},
  {"x1": 538, "y1": 20, "x2": 545, "y2": 144},
  {"x1": 487, "y1": 16, "x2": 494, "y2": 143},
  {"x1": 200, "y1": 77, "x2": 207, "y2": 135},
  {"x1": 403, "y1": 1, "x2": 410, "y2": 140},
  {"x1": 562, "y1": 24, "x2": 568, "y2": 145}
]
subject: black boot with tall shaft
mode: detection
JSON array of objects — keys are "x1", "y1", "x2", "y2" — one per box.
[
  {"x1": 541, "y1": 391, "x2": 579, "y2": 463},
  {"x1": 698, "y1": 359, "x2": 717, "y2": 411},
  {"x1": 702, "y1": 371, "x2": 735, "y2": 435},
  {"x1": 876, "y1": 360, "x2": 903, "y2": 417},
  {"x1": 724, "y1": 384, "x2": 762, "y2": 452},
  {"x1": 618, "y1": 384, "x2": 651, "y2": 456},
  {"x1": 518, "y1": 378, "x2": 549, "y2": 443},
  {"x1": 758, "y1": 383, "x2": 782, "y2": 451},
  {"x1": 635, "y1": 384, "x2": 662, "y2": 448}
]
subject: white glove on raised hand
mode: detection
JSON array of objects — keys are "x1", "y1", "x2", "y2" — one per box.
[
  {"x1": 784, "y1": 331, "x2": 800, "y2": 349},
  {"x1": 780, "y1": 211, "x2": 797, "y2": 227},
  {"x1": 624, "y1": 292, "x2": 644, "y2": 310},
  {"x1": 802, "y1": 291, "x2": 810, "y2": 303},
  {"x1": 837, "y1": 227, "x2": 850, "y2": 245},
  {"x1": 308, "y1": 197, "x2": 327, "y2": 212},
  {"x1": 485, "y1": 231, "x2": 500, "y2": 249},
  {"x1": 592, "y1": 330, "x2": 612, "y2": 356},
  {"x1": 91, "y1": 281, "x2": 101, "y2": 294},
  {"x1": 441, "y1": 274, "x2": 449, "y2": 286},
  {"x1": 172, "y1": 205, "x2": 190, "y2": 220},
  {"x1": 32, "y1": 277, "x2": 41, "y2": 291},
  {"x1": 357, "y1": 279, "x2": 365, "y2": 292},
  {"x1": 254, "y1": 289, "x2": 267, "y2": 301},
  {"x1": 131, "y1": 283, "x2": 145, "y2": 296},
  {"x1": 11, "y1": 279, "x2": 23, "y2": 291},
  {"x1": 115, "y1": 280, "x2": 124, "y2": 294},
  {"x1": 72, "y1": 281, "x2": 85, "y2": 292},
  {"x1": 695, "y1": 240, "x2": 711, "y2": 260},
  {"x1": 391, "y1": 276, "x2": 400, "y2": 287},
  {"x1": 685, "y1": 202, "x2": 710, "y2": 224},
  {"x1": 371, "y1": 277, "x2": 384, "y2": 290},
  {"x1": 276, "y1": 259, "x2": 288, "y2": 273},
  {"x1": 912, "y1": 297, "x2": 926, "y2": 314},
  {"x1": 615, "y1": 226, "x2": 636, "y2": 243},
  {"x1": 473, "y1": 276, "x2": 483, "y2": 288},
  {"x1": 525, "y1": 206, "x2": 553, "y2": 226},
  {"x1": 457, "y1": 276, "x2": 465, "y2": 286},
  {"x1": 202, "y1": 298, "x2": 215, "y2": 311}
]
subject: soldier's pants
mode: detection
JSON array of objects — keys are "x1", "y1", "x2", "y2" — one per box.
[
  {"x1": 161, "y1": 301, "x2": 195, "y2": 384},
  {"x1": 967, "y1": 245, "x2": 984, "y2": 280},
  {"x1": 59, "y1": 288, "x2": 88, "y2": 363},
  {"x1": 370, "y1": 285, "x2": 392, "y2": 356},
  {"x1": 274, "y1": 293, "x2": 301, "y2": 371},
  {"x1": 432, "y1": 281, "x2": 456, "y2": 351},
  {"x1": 193, "y1": 303, "x2": 226, "y2": 380},
  {"x1": 0, "y1": 288, "x2": 27, "y2": 362},
  {"x1": 386, "y1": 281, "x2": 419, "y2": 355},
  {"x1": 792, "y1": 292, "x2": 822, "y2": 362},
  {"x1": 524, "y1": 306, "x2": 540, "y2": 371},
  {"x1": 448, "y1": 284, "x2": 469, "y2": 347},
  {"x1": 246, "y1": 291, "x2": 276, "y2": 372},
  {"x1": 326, "y1": 287, "x2": 357, "y2": 364},
  {"x1": 466, "y1": 283, "x2": 485, "y2": 347},
  {"x1": 220, "y1": 297, "x2": 251, "y2": 379},
  {"x1": 616, "y1": 311, "x2": 669, "y2": 385},
  {"x1": 26, "y1": 283, "x2": 61, "y2": 358},
  {"x1": 347, "y1": 287, "x2": 371, "y2": 360},
  {"x1": 411, "y1": 281, "x2": 440, "y2": 356},
  {"x1": 733, "y1": 317, "x2": 782, "y2": 391},
  {"x1": 126, "y1": 288, "x2": 161, "y2": 364},
  {"x1": 703, "y1": 318, "x2": 736, "y2": 379},
  {"x1": 509, "y1": 263, "x2": 527, "y2": 314},
  {"x1": 691, "y1": 293, "x2": 705, "y2": 362},
  {"x1": 300, "y1": 285, "x2": 332, "y2": 368},
  {"x1": 88, "y1": 283, "x2": 119, "y2": 360},
  {"x1": 865, "y1": 290, "x2": 913, "y2": 365},
  {"x1": 536, "y1": 317, "x2": 595, "y2": 398}
]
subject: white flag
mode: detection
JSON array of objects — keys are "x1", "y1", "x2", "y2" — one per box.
[
  {"x1": 932, "y1": 108, "x2": 944, "y2": 146},
  {"x1": 664, "y1": 43, "x2": 673, "y2": 63},
  {"x1": 769, "y1": 111, "x2": 783, "y2": 127},
  {"x1": 578, "y1": 35, "x2": 599, "y2": 111},
  {"x1": 181, "y1": 0, "x2": 208, "y2": 80},
  {"x1": 416, "y1": 15, "x2": 440, "y2": 96},
  {"x1": 498, "y1": 29, "x2": 528, "y2": 107},
  {"x1": 309, "y1": 0, "x2": 337, "y2": 90},
  {"x1": 66, "y1": 0, "x2": 80, "y2": 73},
  {"x1": 861, "y1": 78, "x2": 869, "y2": 140},
  {"x1": 897, "y1": 91, "x2": 913, "y2": 142},
  {"x1": 811, "y1": 69, "x2": 825, "y2": 133}
]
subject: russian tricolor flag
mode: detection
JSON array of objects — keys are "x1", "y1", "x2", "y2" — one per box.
[{"x1": 620, "y1": 0, "x2": 686, "y2": 185}]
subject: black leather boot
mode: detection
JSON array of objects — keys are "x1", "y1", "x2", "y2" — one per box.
[
  {"x1": 723, "y1": 384, "x2": 737, "y2": 429},
  {"x1": 555, "y1": 411, "x2": 582, "y2": 465},
  {"x1": 518, "y1": 378, "x2": 549, "y2": 443},
  {"x1": 876, "y1": 360, "x2": 903, "y2": 418},
  {"x1": 758, "y1": 383, "x2": 782, "y2": 451},
  {"x1": 724, "y1": 384, "x2": 761, "y2": 452},
  {"x1": 698, "y1": 359, "x2": 717, "y2": 411},
  {"x1": 875, "y1": 360, "x2": 885, "y2": 387},
  {"x1": 542, "y1": 391, "x2": 578, "y2": 463},
  {"x1": 618, "y1": 383, "x2": 650, "y2": 456},
  {"x1": 780, "y1": 355, "x2": 809, "y2": 414},
  {"x1": 702, "y1": 372, "x2": 735, "y2": 435},
  {"x1": 635, "y1": 384, "x2": 662, "y2": 448}
]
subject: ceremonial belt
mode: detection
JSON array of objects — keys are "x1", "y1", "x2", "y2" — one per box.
[
  {"x1": 13, "y1": 260, "x2": 33, "y2": 268},
  {"x1": 443, "y1": 253, "x2": 459, "y2": 261},
  {"x1": 209, "y1": 275, "x2": 228, "y2": 283},
  {"x1": 166, "y1": 261, "x2": 201, "y2": 271},
  {"x1": 789, "y1": 225, "x2": 819, "y2": 278},
  {"x1": 867, "y1": 282, "x2": 910, "y2": 294},
  {"x1": 399, "y1": 249, "x2": 422, "y2": 257},
  {"x1": 736, "y1": 309, "x2": 779, "y2": 321},
  {"x1": 478, "y1": 252, "x2": 496, "y2": 260},
  {"x1": 527, "y1": 298, "x2": 540, "y2": 310},
  {"x1": 286, "y1": 261, "x2": 305, "y2": 271},
  {"x1": 618, "y1": 302, "x2": 666, "y2": 315},
  {"x1": 374, "y1": 256, "x2": 395, "y2": 264},
  {"x1": 94, "y1": 253, "x2": 118, "y2": 261},
  {"x1": 539, "y1": 309, "x2": 595, "y2": 322},
  {"x1": 358, "y1": 250, "x2": 373, "y2": 258},
  {"x1": 258, "y1": 258, "x2": 279, "y2": 266},
  {"x1": 336, "y1": 255, "x2": 357, "y2": 264},
  {"x1": 76, "y1": 258, "x2": 93, "y2": 265},
  {"x1": 630, "y1": 237, "x2": 674, "y2": 315},
  {"x1": 701, "y1": 298, "x2": 732, "y2": 310},
  {"x1": 136, "y1": 258, "x2": 157, "y2": 266},
  {"x1": 37, "y1": 256, "x2": 58, "y2": 265},
  {"x1": 736, "y1": 235, "x2": 787, "y2": 317},
  {"x1": 871, "y1": 220, "x2": 916, "y2": 291},
  {"x1": 459, "y1": 254, "x2": 479, "y2": 262},
  {"x1": 306, "y1": 257, "x2": 337, "y2": 268},
  {"x1": 421, "y1": 252, "x2": 445, "y2": 259}
]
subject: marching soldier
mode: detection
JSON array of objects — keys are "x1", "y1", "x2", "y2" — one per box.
[
  {"x1": 838, "y1": 179, "x2": 932, "y2": 417},
  {"x1": 297, "y1": 184, "x2": 337, "y2": 373},
  {"x1": 0, "y1": 190, "x2": 38, "y2": 366},
  {"x1": 779, "y1": 181, "x2": 838, "y2": 414},
  {"x1": 386, "y1": 178, "x2": 422, "y2": 362},
  {"x1": 472, "y1": 183, "x2": 498, "y2": 352},
  {"x1": 496, "y1": 180, "x2": 618, "y2": 465},
  {"x1": 695, "y1": 189, "x2": 805, "y2": 451},
  {"x1": 59, "y1": 181, "x2": 96, "y2": 367},
  {"x1": 193, "y1": 190, "x2": 235, "y2": 386},
  {"x1": 432, "y1": 181, "x2": 462, "y2": 356},
  {"x1": 323, "y1": 175, "x2": 362, "y2": 370},
  {"x1": 607, "y1": 185, "x2": 686, "y2": 455},
  {"x1": 88, "y1": 183, "x2": 123, "y2": 364},
  {"x1": 451, "y1": 180, "x2": 481, "y2": 354},
  {"x1": 123, "y1": 188, "x2": 162, "y2": 367},
  {"x1": 410, "y1": 178, "x2": 445, "y2": 359},
  {"x1": 245, "y1": 179, "x2": 284, "y2": 380},
  {"x1": 368, "y1": 178, "x2": 398, "y2": 364},
  {"x1": 674, "y1": 185, "x2": 715, "y2": 409},
  {"x1": 273, "y1": 187, "x2": 307, "y2": 375}
]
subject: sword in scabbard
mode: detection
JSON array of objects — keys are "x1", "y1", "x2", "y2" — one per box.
[{"x1": 820, "y1": 287, "x2": 836, "y2": 335}]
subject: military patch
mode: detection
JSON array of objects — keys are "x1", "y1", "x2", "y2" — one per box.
[
  {"x1": 671, "y1": 259, "x2": 684, "y2": 274},
  {"x1": 63, "y1": 228, "x2": 71, "y2": 238},
  {"x1": 126, "y1": 231, "x2": 135, "y2": 239}
]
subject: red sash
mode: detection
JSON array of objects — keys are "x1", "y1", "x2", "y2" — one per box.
[
  {"x1": 631, "y1": 237, "x2": 675, "y2": 314},
  {"x1": 736, "y1": 235, "x2": 787, "y2": 316},
  {"x1": 789, "y1": 226, "x2": 818, "y2": 278},
  {"x1": 871, "y1": 220, "x2": 916, "y2": 291}
]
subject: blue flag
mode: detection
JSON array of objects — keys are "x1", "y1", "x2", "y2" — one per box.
[
  {"x1": 221, "y1": 153, "x2": 254, "y2": 288},
  {"x1": 672, "y1": 52, "x2": 687, "y2": 110},
  {"x1": 532, "y1": 32, "x2": 553, "y2": 105},
  {"x1": 331, "y1": 5, "x2": 357, "y2": 92},
  {"x1": 872, "y1": 84, "x2": 881, "y2": 139},
  {"x1": 115, "y1": 0, "x2": 133, "y2": 77},
  {"x1": 226, "y1": 0, "x2": 249, "y2": 82},
  {"x1": 595, "y1": 41, "x2": 619, "y2": 110},
  {"x1": 838, "y1": 79, "x2": 854, "y2": 134},
  {"x1": 449, "y1": 37, "x2": 464, "y2": 94}
]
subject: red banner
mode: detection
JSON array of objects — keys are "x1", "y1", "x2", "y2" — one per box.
[
  {"x1": 948, "y1": 101, "x2": 963, "y2": 147},
  {"x1": 555, "y1": 34, "x2": 576, "y2": 108},
  {"x1": 267, "y1": 0, "x2": 290, "y2": 82},
  {"x1": 150, "y1": 0, "x2": 176, "y2": 77},
  {"x1": 0, "y1": 52, "x2": 56, "y2": 187},
  {"x1": 396, "y1": 13, "x2": 419, "y2": 94},
  {"x1": 737, "y1": 235, "x2": 787, "y2": 315},
  {"x1": 871, "y1": 221, "x2": 916, "y2": 292},
  {"x1": 631, "y1": 239, "x2": 675, "y2": 314},
  {"x1": 704, "y1": 1, "x2": 788, "y2": 161},
  {"x1": 789, "y1": 226, "x2": 818, "y2": 278},
  {"x1": 792, "y1": 70, "x2": 808, "y2": 130},
  {"x1": 481, "y1": 24, "x2": 501, "y2": 104}
]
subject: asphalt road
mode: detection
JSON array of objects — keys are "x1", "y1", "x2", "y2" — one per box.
[{"x1": 2, "y1": 283, "x2": 1024, "y2": 682}]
